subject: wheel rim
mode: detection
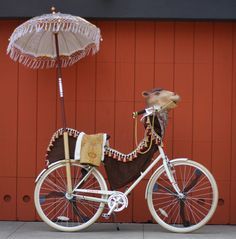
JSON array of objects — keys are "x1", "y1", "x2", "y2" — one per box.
[
  {"x1": 150, "y1": 161, "x2": 217, "y2": 231},
  {"x1": 35, "y1": 162, "x2": 105, "y2": 230}
]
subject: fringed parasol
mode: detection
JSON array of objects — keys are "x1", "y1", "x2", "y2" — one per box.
[{"x1": 7, "y1": 8, "x2": 101, "y2": 69}]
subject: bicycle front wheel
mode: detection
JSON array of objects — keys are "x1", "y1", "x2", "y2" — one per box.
[
  {"x1": 147, "y1": 159, "x2": 218, "y2": 233},
  {"x1": 34, "y1": 160, "x2": 107, "y2": 232}
]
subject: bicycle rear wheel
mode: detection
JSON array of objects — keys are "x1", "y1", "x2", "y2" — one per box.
[
  {"x1": 34, "y1": 160, "x2": 107, "y2": 232},
  {"x1": 147, "y1": 159, "x2": 218, "y2": 233}
]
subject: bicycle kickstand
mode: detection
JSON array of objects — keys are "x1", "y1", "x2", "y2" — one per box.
[{"x1": 111, "y1": 213, "x2": 120, "y2": 231}]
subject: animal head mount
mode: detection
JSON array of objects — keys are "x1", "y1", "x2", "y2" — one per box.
[{"x1": 142, "y1": 88, "x2": 180, "y2": 110}]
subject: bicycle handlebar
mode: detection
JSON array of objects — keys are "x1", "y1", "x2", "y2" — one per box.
[
  {"x1": 133, "y1": 101, "x2": 176, "y2": 118},
  {"x1": 132, "y1": 106, "x2": 160, "y2": 118}
]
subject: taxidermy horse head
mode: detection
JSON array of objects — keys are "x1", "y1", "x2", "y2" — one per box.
[{"x1": 142, "y1": 88, "x2": 180, "y2": 109}]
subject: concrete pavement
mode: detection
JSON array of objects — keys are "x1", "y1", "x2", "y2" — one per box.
[{"x1": 0, "y1": 222, "x2": 235, "y2": 239}]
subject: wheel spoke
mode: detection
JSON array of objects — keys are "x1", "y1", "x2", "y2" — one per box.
[{"x1": 153, "y1": 197, "x2": 177, "y2": 207}]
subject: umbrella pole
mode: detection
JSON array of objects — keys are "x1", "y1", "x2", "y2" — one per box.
[
  {"x1": 54, "y1": 32, "x2": 73, "y2": 195},
  {"x1": 54, "y1": 33, "x2": 67, "y2": 130}
]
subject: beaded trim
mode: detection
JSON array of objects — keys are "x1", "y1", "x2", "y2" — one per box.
[{"x1": 104, "y1": 124, "x2": 162, "y2": 162}]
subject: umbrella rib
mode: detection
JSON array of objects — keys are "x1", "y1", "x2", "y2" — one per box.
[
  {"x1": 21, "y1": 30, "x2": 38, "y2": 56},
  {"x1": 35, "y1": 30, "x2": 47, "y2": 57},
  {"x1": 71, "y1": 31, "x2": 84, "y2": 51}
]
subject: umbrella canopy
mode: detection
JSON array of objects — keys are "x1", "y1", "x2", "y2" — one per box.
[{"x1": 7, "y1": 11, "x2": 101, "y2": 69}]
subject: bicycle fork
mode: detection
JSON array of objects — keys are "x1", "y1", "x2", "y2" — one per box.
[{"x1": 159, "y1": 147, "x2": 184, "y2": 198}]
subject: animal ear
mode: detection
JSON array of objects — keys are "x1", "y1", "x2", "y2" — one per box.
[
  {"x1": 142, "y1": 88, "x2": 163, "y2": 97},
  {"x1": 142, "y1": 91, "x2": 149, "y2": 97}
]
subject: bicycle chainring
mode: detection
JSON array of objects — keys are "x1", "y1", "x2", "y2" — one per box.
[{"x1": 107, "y1": 192, "x2": 128, "y2": 212}]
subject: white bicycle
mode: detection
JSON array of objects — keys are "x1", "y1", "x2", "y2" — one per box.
[{"x1": 34, "y1": 103, "x2": 218, "y2": 233}]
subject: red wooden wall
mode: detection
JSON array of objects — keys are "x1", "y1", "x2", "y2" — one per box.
[{"x1": 0, "y1": 20, "x2": 235, "y2": 224}]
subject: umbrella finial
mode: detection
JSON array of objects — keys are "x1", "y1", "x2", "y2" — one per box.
[{"x1": 51, "y1": 6, "x2": 56, "y2": 14}]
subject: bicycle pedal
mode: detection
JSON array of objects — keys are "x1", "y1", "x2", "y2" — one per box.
[
  {"x1": 159, "y1": 208, "x2": 168, "y2": 218},
  {"x1": 57, "y1": 216, "x2": 70, "y2": 221},
  {"x1": 102, "y1": 213, "x2": 110, "y2": 219}
]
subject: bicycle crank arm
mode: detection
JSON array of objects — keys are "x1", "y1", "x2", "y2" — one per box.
[{"x1": 73, "y1": 194, "x2": 108, "y2": 204}]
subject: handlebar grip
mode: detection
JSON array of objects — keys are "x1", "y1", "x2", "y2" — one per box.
[
  {"x1": 137, "y1": 109, "x2": 146, "y2": 115},
  {"x1": 132, "y1": 109, "x2": 146, "y2": 118}
]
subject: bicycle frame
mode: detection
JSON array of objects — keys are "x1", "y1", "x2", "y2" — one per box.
[{"x1": 72, "y1": 145, "x2": 182, "y2": 204}]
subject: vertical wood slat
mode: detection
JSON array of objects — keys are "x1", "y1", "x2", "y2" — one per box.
[
  {"x1": 36, "y1": 69, "x2": 57, "y2": 174},
  {"x1": 17, "y1": 65, "x2": 37, "y2": 220},
  {"x1": 35, "y1": 69, "x2": 57, "y2": 221},
  {"x1": 0, "y1": 21, "x2": 19, "y2": 177},
  {"x1": 134, "y1": 21, "x2": 155, "y2": 153},
  {"x1": 96, "y1": 21, "x2": 116, "y2": 140},
  {"x1": 76, "y1": 16, "x2": 97, "y2": 138},
  {"x1": 115, "y1": 21, "x2": 135, "y2": 153},
  {"x1": 96, "y1": 21, "x2": 116, "y2": 180},
  {"x1": 76, "y1": 55, "x2": 96, "y2": 134},
  {"x1": 173, "y1": 22, "x2": 194, "y2": 159},
  {"x1": 132, "y1": 21, "x2": 156, "y2": 222},
  {"x1": 212, "y1": 23, "x2": 232, "y2": 182},
  {"x1": 0, "y1": 20, "x2": 19, "y2": 220},
  {"x1": 155, "y1": 22, "x2": 175, "y2": 158},
  {"x1": 17, "y1": 66, "x2": 37, "y2": 178},
  {"x1": 135, "y1": 21, "x2": 155, "y2": 102},
  {"x1": 211, "y1": 22, "x2": 233, "y2": 224},
  {"x1": 230, "y1": 23, "x2": 236, "y2": 224},
  {"x1": 192, "y1": 22, "x2": 215, "y2": 225},
  {"x1": 193, "y1": 22, "x2": 213, "y2": 170},
  {"x1": 114, "y1": 21, "x2": 136, "y2": 222}
]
